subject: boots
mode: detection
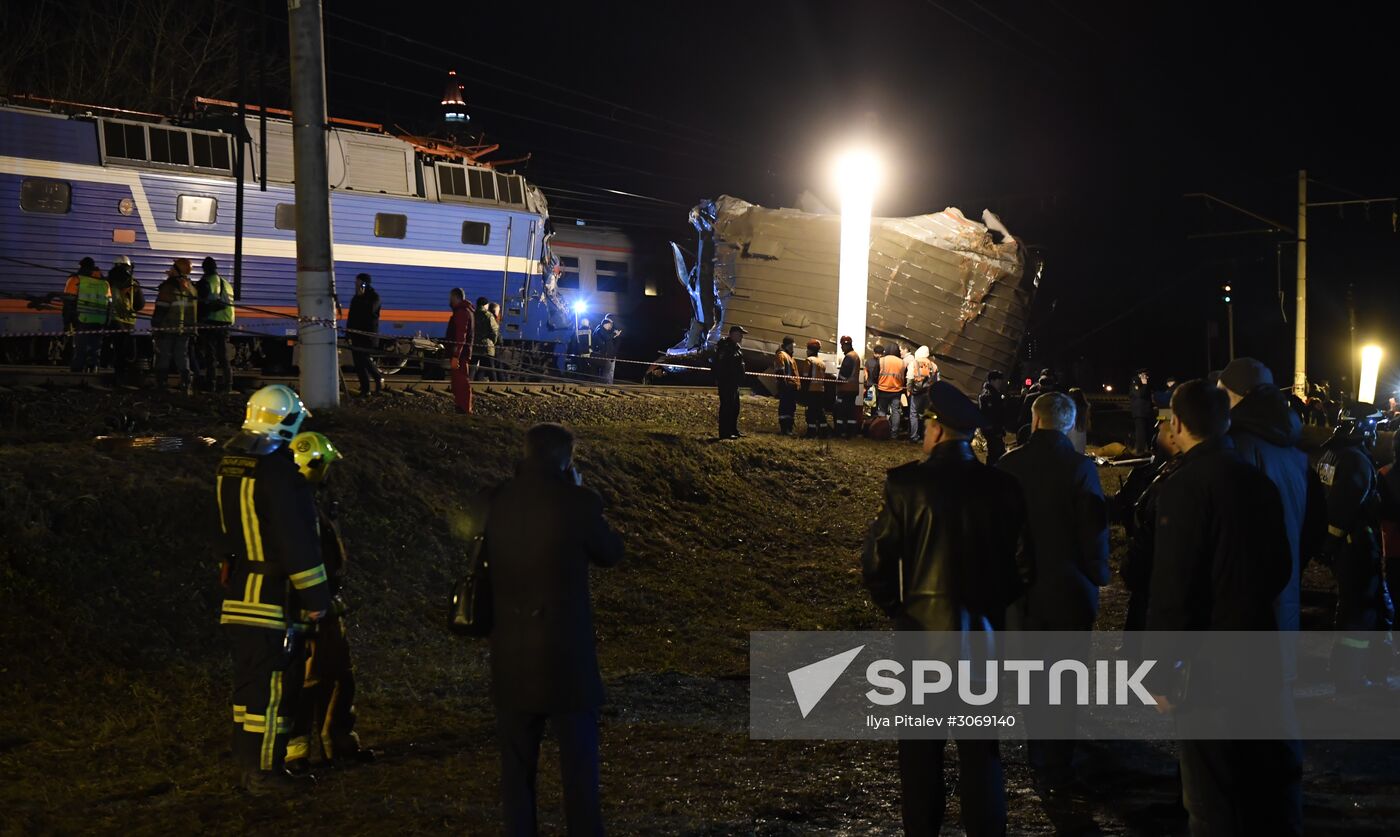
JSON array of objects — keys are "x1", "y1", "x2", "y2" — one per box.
[{"x1": 240, "y1": 768, "x2": 315, "y2": 796}]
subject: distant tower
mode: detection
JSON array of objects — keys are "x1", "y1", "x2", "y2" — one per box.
[{"x1": 441, "y1": 70, "x2": 469, "y2": 125}]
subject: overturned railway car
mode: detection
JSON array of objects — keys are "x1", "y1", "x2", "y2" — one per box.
[
  {"x1": 0, "y1": 100, "x2": 604, "y2": 371},
  {"x1": 665, "y1": 196, "x2": 1037, "y2": 394}
]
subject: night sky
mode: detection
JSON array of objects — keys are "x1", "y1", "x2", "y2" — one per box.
[{"x1": 303, "y1": 1, "x2": 1396, "y2": 392}]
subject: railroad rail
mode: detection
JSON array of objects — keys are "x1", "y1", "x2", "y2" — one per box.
[{"x1": 0, "y1": 364, "x2": 712, "y2": 399}]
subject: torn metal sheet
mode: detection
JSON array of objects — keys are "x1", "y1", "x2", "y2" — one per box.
[{"x1": 663, "y1": 196, "x2": 1037, "y2": 395}]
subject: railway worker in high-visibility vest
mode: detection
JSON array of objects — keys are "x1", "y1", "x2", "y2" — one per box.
[
  {"x1": 196, "y1": 256, "x2": 236, "y2": 393},
  {"x1": 67, "y1": 256, "x2": 111, "y2": 373},
  {"x1": 283, "y1": 432, "x2": 375, "y2": 773},
  {"x1": 445, "y1": 287, "x2": 475, "y2": 414},
  {"x1": 876, "y1": 343, "x2": 907, "y2": 439},
  {"x1": 773, "y1": 336, "x2": 801, "y2": 436},
  {"x1": 215, "y1": 385, "x2": 330, "y2": 795}
]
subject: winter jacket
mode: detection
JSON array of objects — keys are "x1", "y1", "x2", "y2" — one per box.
[
  {"x1": 486, "y1": 460, "x2": 624, "y2": 712},
  {"x1": 477, "y1": 307, "x2": 502, "y2": 358},
  {"x1": 997, "y1": 429, "x2": 1112, "y2": 629},
  {"x1": 1117, "y1": 453, "x2": 1183, "y2": 593},
  {"x1": 713, "y1": 337, "x2": 745, "y2": 386},
  {"x1": 347, "y1": 288, "x2": 381, "y2": 341},
  {"x1": 1228, "y1": 386, "x2": 1310, "y2": 633},
  {"x1": 774, "y1": 349, "x2": 799, "y2": 391},
  {"x1": 1147, "y1": 436, "x2": 1291, "y2": 632},
  {"x1": 153, "y1": 274, "x2": 198, "y2": 333},
  {"x1": 980, "y1": 384, "x2": 1007, "y2": 432},
  {"x1": 906, "y1": 347, "x2": 937, "y2": 393},
  {"x1": 107, "y1": 265, "x2": 142, "y2": 326},
  {"x1": 863, "y1": 439, "x2": 1030, "y2": 631},
  {"x1": 590, "y1": 323, "x2": 618, "y2": 359},
  {"x1": 837, "y1": 349, "x2": 862, "y2": 393},
  {"x1": 445, "y1": 298, "x2": 475, "y2": 363},
  {"x1": 196, "y1": 273, "x2": 235, "y2": 324}
]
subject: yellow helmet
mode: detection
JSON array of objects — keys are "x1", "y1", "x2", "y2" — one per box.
[
  {"x1": 242, "y1": 385, "x2": 311, "y2": 441},
  {"x1": 291, "y1": 431, "x2": 341, "y2": 482}
]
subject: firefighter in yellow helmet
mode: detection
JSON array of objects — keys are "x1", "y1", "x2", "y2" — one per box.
[
  {"x1": 215, "y1": 385, "x2": 330, "y2": 795},
  {"x1": 284, "y1": 432, "x2": 375, "y2": 771}
]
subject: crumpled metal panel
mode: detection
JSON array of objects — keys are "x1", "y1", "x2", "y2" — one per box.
[{"x1": 666, "y1": 195, "x2": 1034, "y2": 395}]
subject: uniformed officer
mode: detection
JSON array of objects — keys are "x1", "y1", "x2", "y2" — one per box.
[
  {"x1": 713, "y1": 325, "x2": 747, "y2": 439},
  {"x1": 862, "y1": 380, "x2": 1029, "y2": 835},
  {"x1": 1316, "y1": 405, "x2": 1389, "y2": 691},
  {"x1": 216, "y1": 385, "x2": 332, "y2": 794},
  {"x1": 834, "y1": 335, "x2": 862, "y2": 439},
  {"x1": 284, "y1": 432, "x2": 375, "y2": 772},
  {"x1": 774, "y1": 336, "x2": 800, "y2": 436}
]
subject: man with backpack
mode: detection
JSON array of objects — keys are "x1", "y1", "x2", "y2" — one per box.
[{"x1": 905, "y1": 345, "x2": 937, "y2": 443}]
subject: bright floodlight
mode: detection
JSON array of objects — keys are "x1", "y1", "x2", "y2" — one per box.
[
  {"x1": 572, "y1": 300, "x2": 587, "y2": 316},
  {"x1": 833, "y1": 147, "x2": 882, "y2": 355},
  {"x1": 1359, "y1": 344, "x2": 1384, "y2": 405}
]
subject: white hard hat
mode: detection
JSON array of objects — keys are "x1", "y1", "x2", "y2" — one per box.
[
  {"x1": 242, "y1": 385, "x2": 311, "y2": 441},
  {"x1": 114, "y1": 255, "x2": 133, "y2": 266}
]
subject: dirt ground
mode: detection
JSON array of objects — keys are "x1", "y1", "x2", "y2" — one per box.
[{"x1": 0, "y1": 383, "x2": 1396, "y2": 835}]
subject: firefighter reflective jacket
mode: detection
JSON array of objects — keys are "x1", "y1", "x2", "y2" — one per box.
[
  {"x1": 217, "y1": 446, "x2": 332, "y2": 630},
  {"x1": 76, "y1": 274, "x2": 112, "y2": 325}
]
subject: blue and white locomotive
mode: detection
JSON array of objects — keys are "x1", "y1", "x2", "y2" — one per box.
[{"x1": 0, "y1": 98, "x2": 632, "y2": 372}]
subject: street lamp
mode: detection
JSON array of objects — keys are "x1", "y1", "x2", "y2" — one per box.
[
  {"x1": 1359, "y1": 344, "x2": 1383, "y2": 405},
  {"x1": 832, "y1": 147, "x2": 882, "y2": 355}
]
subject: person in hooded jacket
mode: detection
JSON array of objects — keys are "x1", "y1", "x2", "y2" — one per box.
[
  {"x1": 475, "y1": 296, "x2": 503, "y2": 382},
  {"x1": 445, "y1": 288, "x2": 475, "y2": 414},
  {"x1": 1217, "y1": 359, "x2": 1311, "y2": 640}
]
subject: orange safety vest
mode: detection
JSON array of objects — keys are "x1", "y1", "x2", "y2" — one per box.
[{"x1": 877, "y1": 355, "x2": 906, "y2": 393}]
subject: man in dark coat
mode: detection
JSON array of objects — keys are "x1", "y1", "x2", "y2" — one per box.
[
  {"x1": 997, "y1": 391, "x2": 1111, "y2": 792},
  {"x1": 1129, "y1": 368, "x2": 1155, "y2": 454},
  {"x1": 1146, "y1": 380, "x2": 1301, "y2": 837},
  {"x1": 590, "y1": 315, "x2": 621, "y2": 384},
  {"x1": 863, "y1": 381, "x2": 1030, "y2": 836},
  {"x1": 979, "y1": 370, "x2": 1007, "y2": 464},
  {"x1": 1218, "y1": 359, "x2": 1310, "y2": 639},
  {"x1": 712, "y1": 325, "x2": 747, "y2": 439},
  {"x1": 1112, "y1": 411, "x2": 1183, "y2": 656},
  {"x1": 485, "y1": 423, "x2": 624, "y2": 836},
  {"x1": 346, "y1": 274, "x2": 384, "y2": 396}
]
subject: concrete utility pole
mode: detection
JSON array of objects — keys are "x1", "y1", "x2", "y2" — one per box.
[
  {"x1": 287, "y1": 0, "x2": 339, "y2": 410},
  {"x1": 1293, "y1": 170, "x2": 1307, "y2": 397}
]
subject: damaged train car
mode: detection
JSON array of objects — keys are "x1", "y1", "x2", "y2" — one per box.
[{"x1": 662, "y1": 195, "x2": 1038, "y2": 395}]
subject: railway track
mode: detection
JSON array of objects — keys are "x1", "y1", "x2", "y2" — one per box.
[{"x1": 0, "y1": 364, "x2": 711, "y2": 399}]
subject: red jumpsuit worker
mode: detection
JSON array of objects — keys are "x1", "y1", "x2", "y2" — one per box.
[{"x1": 445, "y1": 287, "x2": 475, "y2": 414}]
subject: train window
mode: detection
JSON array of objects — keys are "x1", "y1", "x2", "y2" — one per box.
[
  {"x1": 274, "y1": 203, "x2": 297, "y2": 230},
  {"x1": 19, "y1": 178, "x2": 71, "y2": 214},
  {"x1": 149, "y1": 127, "x2": 190, "y2": 166},
  {"x1": 375, "y1": 213, "x2": 407, "y2": 238},
  {"x1": 468, "y1": 168, "x2": 496, "y2": 201},
  {"x1": 438, "y1": 166, "x2": 467, "y2": 197},
  {"x1": 191, "y1": 132, "x2": 232, "y2": 171},
  {"x1": 558, "y1": 256, "x2": 580, "y2": 289},
  {"x1": 596, "y1": 260, "x2": 629, "y2": 294},
  {"x1": 176, "y1": 194, "x2": 218, "y2": 224},
  {"x1": 103, "y1": 121, "x2": 147, "y2": 160},
  {"x1": 496, "y1": 173, "x2": 524, "y2": 205},
  {"x1": 461, "y1": 221, "x2": 490, "y2": 246}
]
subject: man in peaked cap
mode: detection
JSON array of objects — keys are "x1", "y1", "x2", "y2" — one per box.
[{"x1": 862, "y1": 380, "x2": 1030, "y2": 834}]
